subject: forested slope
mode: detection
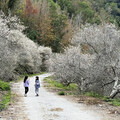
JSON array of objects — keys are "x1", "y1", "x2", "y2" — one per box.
[{"x1": 1, "y1": 0, "x2": 120, "y2": 52}]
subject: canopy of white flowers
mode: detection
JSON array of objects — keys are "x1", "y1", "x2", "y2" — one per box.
[
  {"x1": 0, "y1": 11, "x2": 51, "y2": 81},
  {"x1": 49, "y1": 24, "x2": 120, "y2": 97}
]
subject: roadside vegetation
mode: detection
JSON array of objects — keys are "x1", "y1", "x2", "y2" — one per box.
[
  {"x1": 44, "y1": 77, "x2": 77, "y2": 95},
  {"x1": 0, "y1": 80, "x2": 11, "y2": 111},
  {"x1": 84, "y1": 92, "x2": 120, "y2": 106},
  {"x1": 44, "y1": 77, "x2": 120, "y2": 106}
]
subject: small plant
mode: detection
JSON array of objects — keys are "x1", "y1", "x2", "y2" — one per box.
[
  {"x1": 68, "y1": 92, "x2": 73, "y2": 95},
  {"x1": 85, "y1": 92, "x2": 103, "y2": 98},
  {"x1": 0, "y1": 80, "x2": 11, "y2": 111},
  {"x1": 0, "y1": 91, "x2": 11, "y2": 111},
  {"x1": 85, "y1": 93, "x2": 120, "y2": 106},
  {"x1": 111, "y1": 99, "x2": 120, "y2": 106},
  {"x1": 0, "y1": 80, "x2": 10, "y2": 91},
  {"x1": 58, "y1": 91, "x2": 65, "y2": 95},
  {"x1": 103, "y1": 97, "x2": 120, "y2": 106},
  {"x1": 44, "y1": 77, "x2": 77, "y2": 90}
]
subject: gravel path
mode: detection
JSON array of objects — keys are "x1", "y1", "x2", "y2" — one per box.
[{"x1": 19, "y1": 73, "x2": 102, "y2": 120}]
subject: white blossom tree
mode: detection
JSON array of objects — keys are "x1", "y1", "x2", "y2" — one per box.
[
  {"x1": 0, "y1": 11, "x2": 51, "y2": 81},
  {"x1": 49, "y1": 24, "x2": 120, "y2": 97}
]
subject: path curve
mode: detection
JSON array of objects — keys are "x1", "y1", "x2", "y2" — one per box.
[{"x1": 20, "y1": 73, "x2": 102, "y2": 120}]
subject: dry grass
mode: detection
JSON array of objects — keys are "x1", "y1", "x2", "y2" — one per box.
[{"x1": 78, "y1": 96, "x2": 103, "y2": 105}]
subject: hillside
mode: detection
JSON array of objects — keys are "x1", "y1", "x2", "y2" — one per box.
[
  {"x1": 0, "y1": 0, "x2": 120, "y2": 52},
  {"x1": 55, "y1": 0, "x2": 120, "y2": 26}
]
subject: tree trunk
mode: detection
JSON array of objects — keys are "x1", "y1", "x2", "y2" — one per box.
[{"x1": 110, "y1": 77, "x2": 120, "y2": 98}]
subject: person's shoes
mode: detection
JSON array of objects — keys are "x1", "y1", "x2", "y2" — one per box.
[
  {"x1": 24, "y1": 94, "x2": 27, "y2": 97},
  {"x1": 36, "y1": 94, "x2": 39, "y2": 96}
]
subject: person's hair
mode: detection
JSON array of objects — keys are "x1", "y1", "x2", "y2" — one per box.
[
  {"x1": 36, "y1": 76, "x2": 39, "y2": 80},
  {"x1": 24, "y1": 76, "x2": 28, "y2": 83}
]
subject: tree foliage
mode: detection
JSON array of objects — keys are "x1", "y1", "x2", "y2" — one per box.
[
  {"x1": 49, "y1": 24, "x2": 120, "y2": 96},
  {"x1": 8, "y1": 0, "x2": 16, "y2": 9},
  {"x1": 21, "y1": 0, "x2": 72, "y2": 53},
  {"x1": 1, "y1": 0, "x2": 120, "y2": 53},
  {"x1": 56, "y1": 0, "x2": 96, "y2": 24},
  {"x1": 0, "y1": 11, "x2": 51, "y2": 81},
  {"x1": 90, "y1": 0, "x2": 120, "y2": 27}
]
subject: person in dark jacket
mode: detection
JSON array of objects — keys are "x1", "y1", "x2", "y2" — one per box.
[{"x1": 35, "y1": 76, "x2": 40, "y2": 96}]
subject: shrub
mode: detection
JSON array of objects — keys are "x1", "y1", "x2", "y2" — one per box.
[
  {"x1": 0, "y1": 91, "x2": 11, "y2": 111},
  {"x1": 0, "y1": 80, "x2": 10, "y2": 91},
  {"x1": 58, "y1": 91, "x2": 65, "y2": 95},
  {"x1": 85, "y1": 92, "x2": 102, "y2": 98},
  {"x1": 8, "y1": 0, "x2": 16, "y2": 9}
]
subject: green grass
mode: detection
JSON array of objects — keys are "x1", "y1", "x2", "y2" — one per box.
[
  {"x1": 85, "y1": 92, "x2": 120, "y2": 106},
  {"x1": 102, "y1": 97, "x2": 120, "y2": 106},
  {"x1": 44, "y1": 77, "x2": 77, "y2": 96},
  {"x1": 44, "y1": 77, "x2": 77, "y2": 91},
  {"x1": 0, "y1": 91, "x2": 11, "y2": 111},
  {"x1": 58, "y1": 91, "x2": 65, "y2": 95},
  {"x1": 44, "y1": 77, "x2": 120, "y2": 106},
  {"x1": 0, "y1": 80, "x2": 11, "y2": 111},
  {"x1": 0, "y1": 80, "x2": 10, "y2": 91},
  {"x1": 111, "y1": 99, "x2": 120, "y2": 106},
  {"x1": 85, "y1": 92, "x2": 103, "y2": 98}
]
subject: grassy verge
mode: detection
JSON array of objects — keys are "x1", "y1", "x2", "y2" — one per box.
[
  {"x1": 44, "y1": 77, "x2": 77, "y2": 95},
  {"x1": 44, "y1": 77, "x2": 120, "y2": 106},
  {"x1": 103, "y1": 97, "x2": 120, "y2": 106},
  {"x1": 0, "y1": 80, "x2": 11, "y2": 111},
  {"x1": 83, "y1": 91, "x2": 120, "y2": 106}
]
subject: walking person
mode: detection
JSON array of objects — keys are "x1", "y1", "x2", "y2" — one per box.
[
  {"x1": 23, "y1": 76, "x2": 29, "y2": 97},
  {"x1": 35, "y1": 76, "x2": 40, "y2": 96}
]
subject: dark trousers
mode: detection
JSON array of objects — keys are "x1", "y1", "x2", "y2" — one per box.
[{"x1": 25, "y1": 87, "x2": 29, "y2": 94}]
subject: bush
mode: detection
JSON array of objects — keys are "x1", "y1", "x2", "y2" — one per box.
[
  {"x1": 0, "y1": 91, "x2": 11, "y2": 111},
  {"x1": 44, "y1": 77, "x2": 77, "y2": 90},
  {"x1": 85, "y1": 92, "x2": 103, "y2": 98},
  {"x1": 8, "y1": 0, "x2": 16, "y2": 9},
  {"x1": 103, "y1": 97, "x2": 120, "y2": 106},
  {"x1": 0, "y1": 80, "x2": 11, "y2": 111},
  {"x1": 0, "y1": 80, "x2": 10, "y2": 91},
  {"x1": 58, "y1": 91, "x2": 65, "y2": 95}
]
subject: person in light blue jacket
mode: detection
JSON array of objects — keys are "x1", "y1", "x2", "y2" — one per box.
[
  {"x1": 23, "y1": 76, "x2": 29, "y2": 97},
  {"x1": 35, "y1": 76, "x2": 40, "y2": 96}
]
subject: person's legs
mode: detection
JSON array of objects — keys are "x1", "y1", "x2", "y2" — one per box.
[
  {"x1": 25, "y1": 87, "x2": 29, "y2": 96},
  {"x1": 35, "y1": 87, "x2": 37, "y2": 95},
  {"x1": 27, "y1": 87, "x2": 29, "y2": 94},
  {"x1": 37, "y1": 88, "x2": 39, "y2": 96},
  {"x1": 35, "y1": 87, "x2": 39, "y2": 96}
]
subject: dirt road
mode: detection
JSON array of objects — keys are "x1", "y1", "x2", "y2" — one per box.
[{"x1": 19, "y1": 73, "x2": 102, "y2": 120}]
